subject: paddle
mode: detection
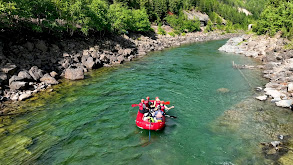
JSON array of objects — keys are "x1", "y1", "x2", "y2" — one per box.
[
  {"x1": 165, "y1": 114, "x2": 177, "y2": 119},
  {"x1": 131, "y1": 101, "x2": 170, "y2": 107}
]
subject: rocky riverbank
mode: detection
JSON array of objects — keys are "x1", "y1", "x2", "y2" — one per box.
[
  {"x1": 0, "y1": 31, "x2": 239, "y2": 114},
  {"x1": 219, "y1": 34, "x2": 293, "y2": 108}
]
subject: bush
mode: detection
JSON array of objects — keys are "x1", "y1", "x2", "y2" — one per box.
[
  {"x1": 181, "y1": 32, "x2": 186, "y2": 36},
  {"x1": 165, "y1": 11, "x2": 200, "y2": 33},
  {"x1": 253, "y1": 1, "x2": 293, "y2": 38},
  {"x1": 158, "y1": 25, "x2": 166, "y2": 35},
  {"x1": 204, "y1": 20, "x2": 214, "y2": 32},
  {"x1": 168, "y1": 31, "x2": 175, "y2": 37}
]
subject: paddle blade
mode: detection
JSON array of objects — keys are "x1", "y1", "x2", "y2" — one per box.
[
  {"x1": 132, "y1": 104, "x2": 139, "y2": 107},
  {"x1": 165, "y1": 115, "x2": 177, "y2": 118},
  {"x1": 164, "y1": 101, "x2": 170, "y2": 105}
]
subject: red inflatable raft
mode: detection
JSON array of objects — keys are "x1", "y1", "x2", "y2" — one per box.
[{"x1": 135, "y1": 110, "x2": 165, "y2": 131}]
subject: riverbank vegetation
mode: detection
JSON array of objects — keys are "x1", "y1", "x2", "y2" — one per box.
[
  {"x1": 253, "y1": 0, "x2": 293, "y2": 40},
  {"x1": 0, "y1": 0, "x2": 267, "y2": 36}
]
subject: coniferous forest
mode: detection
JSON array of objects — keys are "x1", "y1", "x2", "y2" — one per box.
[{"x1": 0, "y1": 0, "x2": 292, "y2": 39}]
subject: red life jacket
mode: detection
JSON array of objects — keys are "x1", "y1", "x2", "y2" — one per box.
[
  {"x1": 139, "y1": 103, "x2": 144, "y2": 110},
  {"x1": 144, "y1": 100, "x2": 149, "y2": 107},
  {"x1": 160, "y1": 105, "x2": 165, "y2": 111},
  {"x1": 155, "y1": 101, "x2": 160, "y2": 107}
]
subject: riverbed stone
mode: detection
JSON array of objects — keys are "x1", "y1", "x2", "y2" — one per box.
[
  {"x1": 18, "y1": 70, "x2": 32, "y2": 80},
  {"x1": 64, "y1": 67, "x2": 84, "y2": 80},
  {"x1": 9, "y1": 75, "x2": 23, "y2": 85},
  {"x1": 40, "y1": 74, "x2": 59, "y2": 85},
  {"x1": 10, "y1": 81, "x2": 27, "y2": 90},
  {"x1": 50, "y1": 71, "x2": 58, "y2": 78},
  {"x1": 256, "y1": 95, "x2": 267, "y2": 101},
  {"x1": 83, "y1": 56, "x2": 96, "y2": 69},
  {"x1": 10, "y1": 93, "x2": 19, "y2": 101},
  {"x1": 18, "y1": 91, "x2": 32, "y2": 101},
  {"x1": 275, "y1": 100, "x2": 293, "y2": 108},
  {"x1": 29, "y1": 66, "x2": 43, "y2": 81}
]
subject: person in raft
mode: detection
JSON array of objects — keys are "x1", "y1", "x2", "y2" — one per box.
[
  {"x1": 153, "y1": 101, "x2": 175, "y2": 122},
  {"x1": 145, "y1": 96, "x2": 151, "y2": 108},
  {"x1": 153, "y1": 97, "x2": 161, "y2": 108},
  {"x1": 157, "y1": 101, "x2": 175, "y2": 112},
  {"x1": 138, "y1": 99, "x2": 149, "y2": 114}
]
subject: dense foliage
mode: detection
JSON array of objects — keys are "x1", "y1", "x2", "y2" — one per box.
[
  {"x1": 0, "y1": 0, "x2": 267, "y2": 35},
  {"x1": 0, "y1": 0, "x2": 151, "y2": 35},
  {"x1": 253, "y1": 0, "x2": 293, "y2": 39}
]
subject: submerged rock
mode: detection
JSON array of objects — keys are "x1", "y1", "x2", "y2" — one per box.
[
  {"x1": 217, "y1": 88, "x2": 230, "y2": 93},
  {"x1": 256, "y1": 95, "x2": 267, "y2": 101},
  {"x1": 275, "y1": 100, "x2": 293, "y2": 108}
]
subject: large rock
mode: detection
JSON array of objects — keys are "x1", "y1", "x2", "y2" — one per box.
[
  {"x1": 183, "y1": 10, "x2": 209, "y2": 26},
  {"x1": 64, "y1": 67, "x2": 84, "y2": 80},
  {"x1": 9, "y1": 75, "x2": 23, "y2": 85},
  {"x1": 18, "y1": 91, "x2": 32, "y2": 101},
  {"x1": 35, "y1": 40, "x2": 48, "y2": 52},
  {"x1": 1, "y1": 63, "x2": 17, "y2": 75},
  {"x1": 40, "y1": 74, "x2": 59, "y2": 85},
  {"x1": 256, "y1": 95, "x2": 267, "y2": 101},
  {"x1": 82, "y1": 56, "x2": 96, "y2": 69},
  {"x1": 29, "y1": 66, "x2": 43, "y2": 81},
  {"x1": 10, "y1": 81, "x2": 27, "y2": 90},
  {"x1": 117, "y1": 55, "x2": 125, "y2": 64},
  {"x1": 275, "y1": 100, "x2": 293, "y2": 108},
  {"x1": 18, "y1": 70, "x2": 32, "y2": 80}
]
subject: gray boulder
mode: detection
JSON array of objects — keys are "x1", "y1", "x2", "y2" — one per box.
[
  {"x1": 9, "y1": 75, "x2": 23, "y2": 85},
  {"x1": 29, "y1": 66, "x2": 44, "y2": 81},
  {"x1": 50, "y1": 71, "x2": 58, "y2": 78},
  {"x1": 183, "y1": 10, "x2": 209, "y2": 26},
  {"x1": 18, "y1": 70, "x2": 32, "y2": 80},
  {"x1": 10, "y1": 81, "x2": 28, "y2": 90},
  {"x1": 117, "y1": 55, "x2": 125, "y2": 64},
  {"x1": 82, "y1": 56, "x2": 96, "y2": 69},
  {"x1": 40, "y1": 74, "x2": 59, "y2": 85},
  {"x1": 18, "y1": 91, "x2": 32, "y2": 101},
  {"x1": 65, "y1": 67, "x2": 84, "y2": 80}
]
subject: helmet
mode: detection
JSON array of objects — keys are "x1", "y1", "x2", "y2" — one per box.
[
  {"x1": 141, "y1": 99, "x2": 145, "y2": 102},
  {"x1": 155, "y1": 97, "x2": 159, "y2": 99},
  {"x1": 146, "y1": 96, "x2": 150, "y2": 100}
]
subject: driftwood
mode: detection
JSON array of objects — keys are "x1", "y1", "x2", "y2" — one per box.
[{"x1": 232, "y1": 61, "x2": 255, "y2": 69}]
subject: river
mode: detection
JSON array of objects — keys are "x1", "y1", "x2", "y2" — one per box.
[{"x1": 1, "y1": 40, "x2": 293, "y2": 164}]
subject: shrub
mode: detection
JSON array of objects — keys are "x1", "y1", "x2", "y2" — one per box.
[
  {"x1": 158, "y1": 25, "x2": 166, "y2": 35},
  {"x1": 168, "y1": 31, "x2": 175, "y2": 37}
]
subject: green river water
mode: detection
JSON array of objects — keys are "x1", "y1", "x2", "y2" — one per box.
[{"x1": 1, "y1": 40, "x2": 293, "y2": 165}]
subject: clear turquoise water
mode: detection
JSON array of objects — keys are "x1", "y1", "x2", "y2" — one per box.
[{"x1": 1, "y1": 40, "x2": 292, "y2": 164}]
